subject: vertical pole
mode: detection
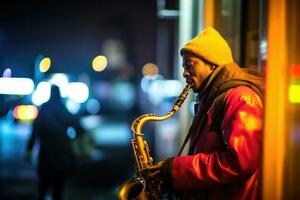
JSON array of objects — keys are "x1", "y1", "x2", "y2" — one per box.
[
  {"x1": 262, "y1": 0, "x2": 287, "y2": 199},
  {"x1": 203, "y1": 0, "x2": 215, "y2": 28}
]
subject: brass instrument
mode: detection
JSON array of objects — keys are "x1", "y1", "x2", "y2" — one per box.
[{"x1": 118, "y1": 84, "x2": 192, "y2": 200}]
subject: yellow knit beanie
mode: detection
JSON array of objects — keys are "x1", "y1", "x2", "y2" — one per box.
[{"x1": 180, "y1": 27, "x2": 233, "y2": 66}]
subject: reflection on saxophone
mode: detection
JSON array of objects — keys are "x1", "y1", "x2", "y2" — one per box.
[{"x1": 118, "y1": 84, "x2": 192, "y2": 200}]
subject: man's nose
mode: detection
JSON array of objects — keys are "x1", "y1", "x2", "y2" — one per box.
[{"x1": 183, "y1": 69, "x2": 190, "y2": 77}]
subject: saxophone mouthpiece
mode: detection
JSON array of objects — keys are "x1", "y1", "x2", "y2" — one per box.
[{"x1": 172, "y1": 83, "x2": 192, "y2": 112}]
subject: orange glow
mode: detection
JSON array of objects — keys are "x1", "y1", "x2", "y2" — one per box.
[
  {"x1": 192, "y1": 156, "x2": 204, "y2": 179},
  {"x1": 291, "y1": 64, "x2": 300, "y2": 78},
  {"x1": 239, "y1": 111, "x2": 262, "y2": 132},
  {"x1": 13, "y1": 105, "x2": 38, "y2": 121},
  {"x1": 263, "y1": 0, "x2": 287, "y2": 199},
  {"x1": 142, "y1": 63, "x2": 159, "y2": 76},
  {"x1": 240, "y1": 95, "x2": 256, "y2": 107},
  {"x1": 233, "y1": 137, "x2": 242, "y2": 152},
  {"x1": 204, "y1": 0, "x2": 215, "y2": 27}
]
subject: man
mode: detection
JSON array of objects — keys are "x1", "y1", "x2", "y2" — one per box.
[{"x1": 149, "y1": 27, "x2": 263, "y2": 200}]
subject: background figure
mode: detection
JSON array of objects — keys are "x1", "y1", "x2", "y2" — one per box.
[{"x1": 26, "y1": 85, "x2": 84, "y2": 200}]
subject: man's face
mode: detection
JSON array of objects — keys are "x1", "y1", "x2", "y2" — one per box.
[{"x1": 182, "y1": 53, "x2": 212, "y2": 91}]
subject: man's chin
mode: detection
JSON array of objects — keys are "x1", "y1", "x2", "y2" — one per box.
[
  {"x1": 191, "y1": 84, "x2": 200, "y2": 92},
  {"x1": 191, "y1": 86, "x2": 197, "y2": 92}
]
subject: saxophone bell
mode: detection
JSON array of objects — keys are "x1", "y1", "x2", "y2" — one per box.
[{"x1": 118, "y1": 177, "x2": 147, "y2": 200}]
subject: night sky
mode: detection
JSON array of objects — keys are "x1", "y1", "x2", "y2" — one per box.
[{"x1": 0, "y1": 0, "x2": 157, "y2": 79}]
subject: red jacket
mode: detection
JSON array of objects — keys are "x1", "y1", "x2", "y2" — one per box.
[{"x1": 172, "y1": 86, "x2": 263, "y2": 200}]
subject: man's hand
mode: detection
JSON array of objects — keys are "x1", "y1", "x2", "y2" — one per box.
[
  {"x1": 143, "y1": 161, "x2": 165, "y2": 179},
  {"x1": 142, "y1": 158, "x2": 174, "y2": 194}
]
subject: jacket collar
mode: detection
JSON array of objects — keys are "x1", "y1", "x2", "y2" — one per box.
[{"x1": 195, "y1": 63, "x2": 262, "y2": 106}]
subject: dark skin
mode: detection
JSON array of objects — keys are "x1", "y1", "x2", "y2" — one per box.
[{"x1": 182, "y1": 53, "x2": 215, "y2": 92}]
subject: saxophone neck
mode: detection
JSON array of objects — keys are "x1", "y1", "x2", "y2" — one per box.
[
  {"x1": 131, "y1": 84, "x2": 192, "y2": 135},
  {"x1": 132, "y1": 112, "x2": 174, "y2": 135}
]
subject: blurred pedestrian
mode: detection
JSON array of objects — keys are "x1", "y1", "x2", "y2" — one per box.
[{"x1": 26, "y1": 85, "x2": 84, "y2": 200}]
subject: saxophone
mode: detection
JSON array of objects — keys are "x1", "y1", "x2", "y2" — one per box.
[{"x1": 118, "y1": 83, "x2": 192, "y2": 200}]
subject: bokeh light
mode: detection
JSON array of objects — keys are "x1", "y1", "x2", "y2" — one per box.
[
  {"x1": 66, "y1": 99, "x2": 81, "y2": 114},
  {"x1": 48, "y1": 73, "x2": 69, "y2": 97},
  {"x1": 39, "y1": 57, "x2": 51, "y2": 73},
  {"x1": 289, "y1": 84, "x2": 300, "y2": 103},
  {"x1": 31, "y1": 81, "x2": 51, "y2": 106},
  {"x1": 13, "y1": 105, "x2": 38, "y2": 121},
  {"x1": 2, "y1": 68, "x2": 11, "y2": 78},
  {"x1": 86, "y1": 98, "x2": 101, "y2": 114},
  {"x1": 67, "y1": 82, "x2": 89, "y2": 103},
  {"x1": 111, "y1": 82, "x2": 136, "y2": 109},
  {"x1": 142, "y1": 62, "x2": 159, "y2": 76},
  {"x1": 0, "y1": 78, "x2": 34, "y2": 95},
  {"x1": 66, "y1": 126, "x2": 77, "y2": 139},
  {"x1": 92, "y1": 55, "x2": 108, "y2": 72}
]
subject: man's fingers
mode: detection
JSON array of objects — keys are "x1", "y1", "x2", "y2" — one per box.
[
  {"x1": 141, "y1": 161, "x2": 164, "y2": 177},
  {"x1": 149, "y1": 170, "x2": 160, "y2": 177},
  {"x1": 142, "y1": 167, "x2": 158, "y2": 174}
]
